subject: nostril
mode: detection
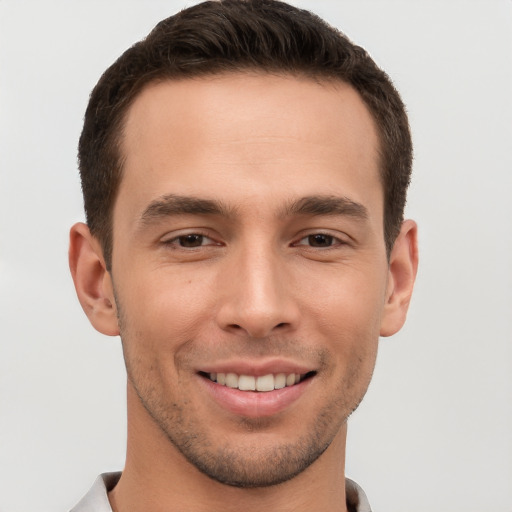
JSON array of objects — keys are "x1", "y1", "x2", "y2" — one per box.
[{"x1": 222, "y1": 319, "x2": 292, "y2": 338}]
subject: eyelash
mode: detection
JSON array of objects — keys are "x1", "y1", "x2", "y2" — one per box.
[
  {"x1": 161, "y1": 232, "x2": 220, "y2": 249},
  {"x1": 293, "y1": 232, "x2": 347, "y2": 249},
  {"x1": 161, "y1": 231, "x2": 347, "y2": 250}
]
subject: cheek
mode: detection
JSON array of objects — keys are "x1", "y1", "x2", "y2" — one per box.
[
  {"x1": 116, "y1": 268, "x2": 216, "y2": 360},
  {"x1": 304, "y1": 264, "x2": 386, "y2": 377},
  {"x1": 304, "y1": 263, "x2": 388, "y2": 331},
  {"x1": 316, "y1": 292, "x2": 381, "y2": 411}
]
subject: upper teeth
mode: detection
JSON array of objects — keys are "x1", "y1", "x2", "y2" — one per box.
[{"x1": 209, "y1": 372, "x2": 302, "y2": 392}]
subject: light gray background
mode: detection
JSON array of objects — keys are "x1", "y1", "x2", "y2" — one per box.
[{"x1": 1, "y1": 1, "x2": 511, "y2": 511}]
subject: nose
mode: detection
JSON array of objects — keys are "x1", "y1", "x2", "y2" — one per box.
[{"x1": 215, "y1": 244, "x2": 299, "y2": 339}]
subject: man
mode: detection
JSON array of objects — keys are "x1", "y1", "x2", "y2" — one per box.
[{"x1": 69, "y1": 0, "x2": 418, "y2": 510}]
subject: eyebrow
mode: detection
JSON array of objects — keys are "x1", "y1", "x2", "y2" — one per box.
[
  {"x1": 138, "y1": 193, "x2": 368, "y2": 226},
  {"x1": 139, "y1": 194, "x2": 235, "y2": 225},
  {"x1": 282, "y1": 195, "x2": 369, "y2": 220}
]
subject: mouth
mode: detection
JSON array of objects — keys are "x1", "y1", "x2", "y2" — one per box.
[
  {"x1": 199, "y1": 371, "x2": 316, "y2": 392},
  {"x1": 197, "y1": 361, "x2": 317, "y2": 417}
]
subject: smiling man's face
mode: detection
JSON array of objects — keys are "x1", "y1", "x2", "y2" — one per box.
[{"x1": 91, "y1": 73, "x2": 408, "y2": 487}]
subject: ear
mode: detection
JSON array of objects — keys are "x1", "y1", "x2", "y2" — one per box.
[
  {"x1": 380, "y1": 219, "x2": 419, "y2": 337},
  {"x1": 69, "y1": 222, "x2": 120, "y2": 336}
]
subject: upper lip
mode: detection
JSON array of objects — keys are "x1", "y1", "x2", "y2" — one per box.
[{"x1": 197, "y1": 358, "x2": 315, "y2": 377}]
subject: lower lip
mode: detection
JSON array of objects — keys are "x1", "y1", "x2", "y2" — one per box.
[{"x1": 199, "y1": 375, "x2": 313, "y2": 418}]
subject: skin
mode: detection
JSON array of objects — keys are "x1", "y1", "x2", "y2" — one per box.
[{"x1": 69, "y1": 73, "x2": 418, "y2": 512}]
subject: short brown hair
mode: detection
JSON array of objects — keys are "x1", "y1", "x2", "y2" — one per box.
[{"x1": 78, "y1": 0, "x2": 412, "y2": 268}]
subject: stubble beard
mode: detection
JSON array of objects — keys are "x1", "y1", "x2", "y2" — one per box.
[
  {"x1": 129, "y1": 372, "x2": 342, "y2": 488},
  {"x1": 115, "y1": 296, "x2": 374, "y2": 489},
  {"x1": 124, "y1": 356, "x2": 368, "y2": 489}
]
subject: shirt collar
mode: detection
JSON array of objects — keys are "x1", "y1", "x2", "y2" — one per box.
[
  {"x1": 70, "y1": 472, "x2": 121, "y2": 512},
  {"x1": 71, "y1": 472, "x2": 372, "y2": 512}
]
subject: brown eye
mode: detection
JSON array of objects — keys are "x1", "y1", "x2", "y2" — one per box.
[
  {"x1": 307, "y1": 234, "x2": 334, "y2": 247},
  {"x1": 178, "y1": 234, "x2": 205, "y2": 247}
]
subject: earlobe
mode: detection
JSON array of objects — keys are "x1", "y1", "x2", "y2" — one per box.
[
  {"x1": 380, "y1": 219, "x2": 419, "y2": 337},
  {"x1": 69, "y1": 222, "x2": 120, "y2": 336}
]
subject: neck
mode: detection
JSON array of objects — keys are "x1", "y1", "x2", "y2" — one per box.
[{"x1": 109, "y1": 383, "x2": 349, "y2": 512}]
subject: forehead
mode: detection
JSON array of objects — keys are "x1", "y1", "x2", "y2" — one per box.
[{"x1": 117, "y1": 72, "x2": 382, "y2": 220}]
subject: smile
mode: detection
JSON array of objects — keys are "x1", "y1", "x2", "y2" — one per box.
[
  {"x1": 206, "y1": 372, "x2": 307, "y2": 392},
  {"x1": 198, "y1": 368, "x2": 316, "y2": 418}
]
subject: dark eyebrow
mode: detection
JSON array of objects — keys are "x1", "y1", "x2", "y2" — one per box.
[
  {"x1": 139, "y1": 194, "x2": 234, "y2": 224},
  {"x1": 283, "y1": 195, "x2": 369, "y2": 220}
]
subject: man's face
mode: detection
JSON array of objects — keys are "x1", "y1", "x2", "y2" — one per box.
[{"x1": 110, "y1": 73, "x2": 390, "y2": 486}]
